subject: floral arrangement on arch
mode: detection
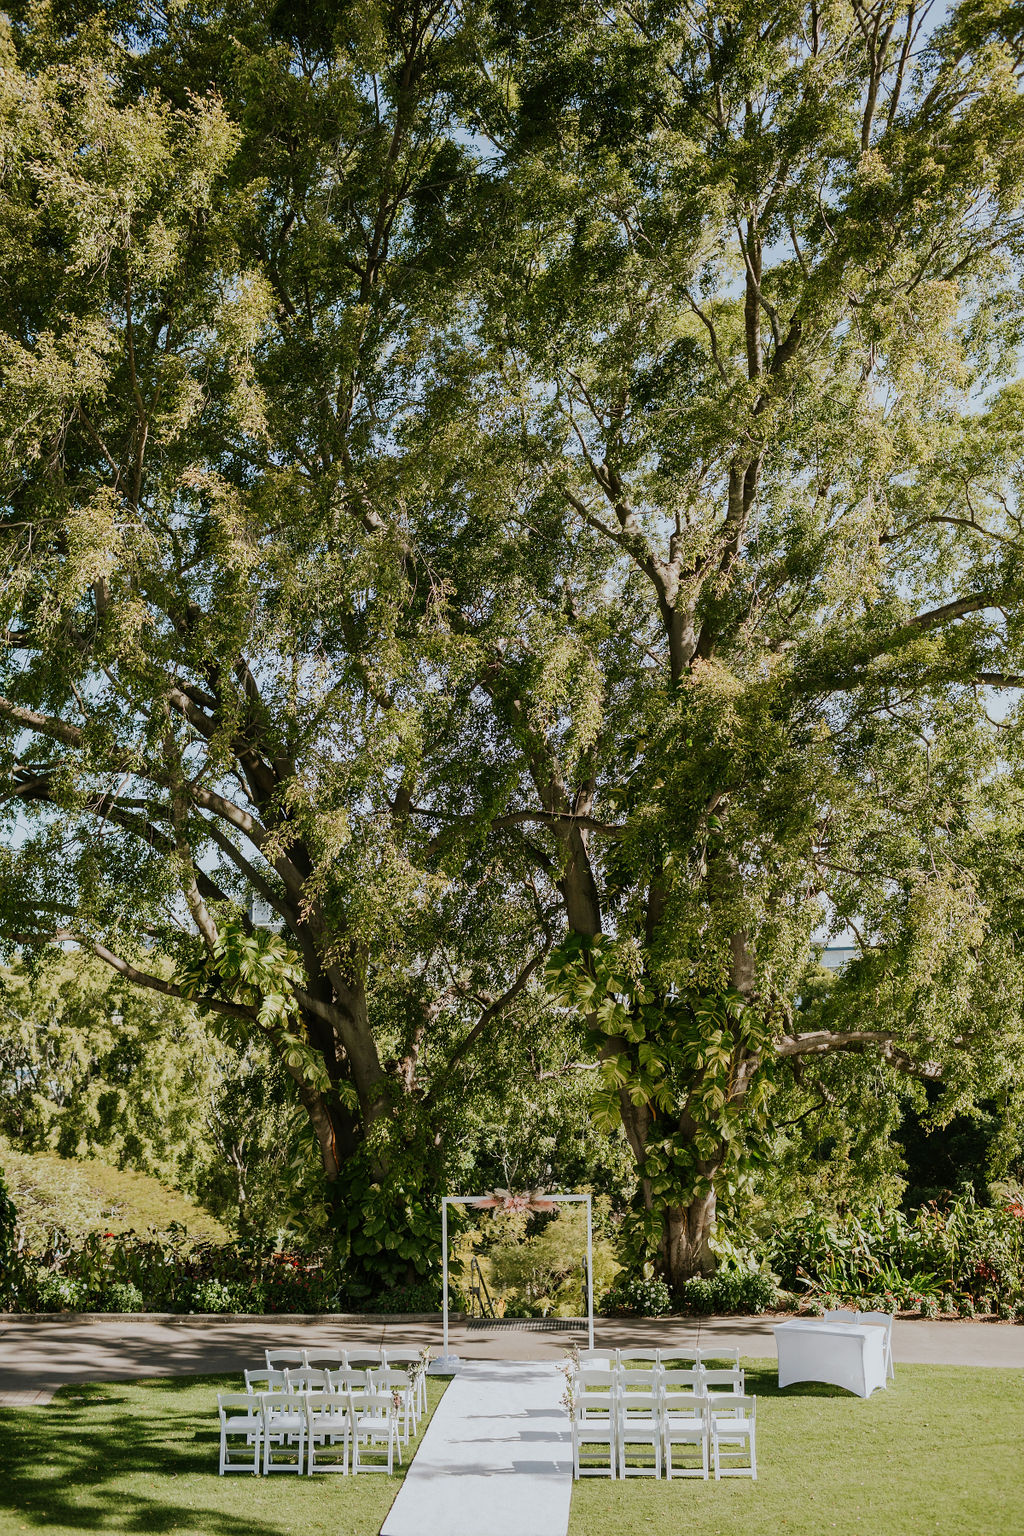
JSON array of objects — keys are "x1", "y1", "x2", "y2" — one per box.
[{"x1": 469, "y1": 1188, "x2": 559, "y2": 1215}]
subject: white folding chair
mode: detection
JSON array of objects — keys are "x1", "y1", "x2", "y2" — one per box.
[
  {"x1": 663, "y1": 1393, "x2": 710, "y2": 1479},
  {"x1": 823, "y1": 1308, "x2": 860, "y2": 1323},
  {"x1": 217, "y1": 1393, "x2": 262, "y2": 1475},
  {"x1": 265, "y1": 1349, "x2": 306, "y2": 1370},
  {"x1": 859, "y1": 1311, "x2": 895, "y2": 1381},
  {"x1": 261, "y1": 1390, "x2": 306, "y2": 1474},
  {"x1": 709, "y1": 1393, "x2": 757, "y2": 1479},
  {"x1": 571, "y1": 1395, "x2": 616, "y2": 1478},
  {"x1": 305, "y1": 1391, "x2": 350, "y2": 1474},
  {"x1": 616, "y1": 1390, "x2": 662, "y2": 1478},
  {"x1": 349, "y1": 1388, "x2": 402, "y2": 1474},
  {"x1": 381, "y1": 1351, "x2": 429, "y2": 1414},
  {"x1": 369, "y1": 1368, "x2": 417, "y2": 1443},
  {"x1": 576, "y1": 1369, "x2": 618, "y2": 1429}
]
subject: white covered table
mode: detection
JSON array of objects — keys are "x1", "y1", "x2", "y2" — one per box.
[{"x1": 774, "y1": 1319, "x2": 888, "y2": 1398}]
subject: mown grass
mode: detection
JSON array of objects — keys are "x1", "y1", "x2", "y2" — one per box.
[
  {"x1": 570, "y1": 1360, "x2": 1024, "y2": 1536},
  {"x1": 1, "y1": 1360, "x2": 1017, "y2": 1536},
  {"x1": 0, "y1": 1373, "x2": 447, "y2": 1536}
]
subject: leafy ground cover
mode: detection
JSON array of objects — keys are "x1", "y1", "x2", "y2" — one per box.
[
  {"x1": 570, "y1": 1361, "x2": 1023, "y2": 1536},
  {"x1": 0, "y1": 1374, "x2": 447, "y2": 1536}
]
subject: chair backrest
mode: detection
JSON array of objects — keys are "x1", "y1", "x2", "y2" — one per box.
[
  {"x1": 304, "y1": 1351, "x2": 349, "y2": 1370},
  {"x1": 620, "y1": 1349, "x2": 661, "y2": 1366},
  {"x1": 348, "y1": 1386, "x2": 390, "y2": 1419},
  {"x1": 858, "y1": 1310, "x2": 894, "y2": 1334},
  {"x1": 328, "y1": 1368, "x2": 367, "y2": 1392},
  {"x1": 380, "y1": 1350, "x2": 421, "y2": 1368},
  {"x1": 616, "y1": 1390, "x2": 660, "y2": 1419},
  {"x1": 661, "y1": 1368, "x2": 702, "y2": 1393},
  {"x1": 697, "y1": 1348, "x2": 740, "y2": 1367},
  {"x1": 823, "y1": 1308, "x2": 860, "y2": 1323},
  {"x1": 369, "y1": 1369, "x2": 411, "y2": 1389},
  {"x1": 304, "y1": 1390, "x2": 344, "y2": 1422},
  {"x1": 578, "y1": 1349, "x2": 618, "y2": 1367},
  {"x1": 707, "y1": 1392, "x2": 754, "y2": 1421},
  {"x1": 618, "y1": 1368, "x2": 658, "y2": 1391},
  {"x1": 245, "y1": 1368, "x2": 286, "y2": 1393},
  {"x1": 345, "y1": 1350, "x2": 385, "y2": 1369},
  {"x1": 218, "y1": 1392, "x2": 259, "y2": 1418},
  {"x1": 700, "y1": 1367, "x2": 745, "y2": 1393},
  {"x1": 261, "y1": 1389, "x2": 304, "y2": 1416},
  {"x1": 286, "y1": 1367, "x2": 331, "y2": 1392},
  {"x1": 266, "y1": 1349, "x2": 306, "y2": 1369},
  {"x1": 578, "y1": 1368, "x2": 617, "y2": 1391}
]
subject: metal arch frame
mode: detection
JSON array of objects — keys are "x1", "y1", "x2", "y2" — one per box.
[{"x1": 441, "y1": 1193, "x2": 595, "y2": 1361}]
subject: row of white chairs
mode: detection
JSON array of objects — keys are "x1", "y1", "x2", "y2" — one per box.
[
  {"x1": 577, "y1": 1347, "x2": 742, "y2": 1369},
  {"x1": 245, "y1": 1366, "x2": 423, "y2": 1441},
  {"x1": 576, "y1": 1362, "x2": 744, "y2": 1398},
  {"x1": 218, "y1": 1386, "x2": 404, "y2": 1476},
  {"x1": 572, "y1": 1389, "x2": 756, "y2": 1481},
  {"x1": 265, "y1": 1346, "x2": 425, "y2": 1373}
]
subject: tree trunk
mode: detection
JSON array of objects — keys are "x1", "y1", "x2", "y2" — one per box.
[{"x1": 661, "y1": 1190, "x2": 718, "y2": 1286}]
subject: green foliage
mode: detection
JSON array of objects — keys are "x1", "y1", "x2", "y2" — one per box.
[
  {"x1": 769, "y1": 1196, "x2": 1024, "y2": 1307},
  {"x1": 546, "y1": 935, "x2": 775, "y2": 1255},
  {"x1": 0, "y1": 953, "x2": 317, "y2": 1244},
  {"x1": 0, "y1": 1145, "x2": 228, "y2": 1249},
  {"x1": 0, "y1": 1160, "x2": 18, "y2": 1305},
  {"x1": 9, "y1": 1226, "x2": 336, "y2": 1315}
]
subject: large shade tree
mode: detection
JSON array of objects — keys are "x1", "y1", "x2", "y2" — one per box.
[
  {"x1": 0, "y1": 0, "x2": 564, "y2": 1290},
  {"x1": 2, "y1": 0, "x2": 1024, "y2": 1290},
  {"x1": 404, "y1": 0, "x2": 1024, "y2": 1280}
]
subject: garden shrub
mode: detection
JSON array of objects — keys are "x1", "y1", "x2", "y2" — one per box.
[
  {"x1": 601, "y1": 1274, "x2": 672, "y2": 1317},
  {"x1": 98, "y1": 1281, "x2": 145, "y2": 1312},
  {"x1": 188, "y1": 1279, "x2": 235, "y2": 1313},
  {"x1": 362, "y1": 1280, "x2": 440, "y2": 1314},
  {"x1": 34, "y1": 1272, "x2": 88, "y2": 1311},
  {"x1": 674, "y1": 1269, "x2": 776, "y2": 1316}
]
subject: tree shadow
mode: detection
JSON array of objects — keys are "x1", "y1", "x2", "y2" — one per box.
[{"x1": 0, "y1": 1375, "x2": 311, "y2": 1534}]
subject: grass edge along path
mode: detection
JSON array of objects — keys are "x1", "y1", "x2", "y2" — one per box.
[
  {"x1": 570, "y1": 1359, "x2": 1023, "y2": 1536},
  {"x1": 0, "y1": 1373, "x2": 449, "y2": 1536}
]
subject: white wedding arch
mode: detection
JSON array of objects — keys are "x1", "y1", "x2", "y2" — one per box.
[{"x1": 438, "y1": 1192, "x2": 595, "y2": 1369}]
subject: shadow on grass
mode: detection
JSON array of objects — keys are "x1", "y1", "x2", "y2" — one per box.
[{"x1": 0, "y1": 1376, "x2": 303, "y2": 1535}]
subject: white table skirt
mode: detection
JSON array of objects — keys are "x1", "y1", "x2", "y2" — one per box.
[{"x1": 774, "y1": 1321, "x2": 888, "y2": 1398}]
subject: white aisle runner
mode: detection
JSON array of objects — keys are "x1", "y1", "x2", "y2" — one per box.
[{"x1": 380, "y1": 1360, "x2": 572, "y2": 1536}]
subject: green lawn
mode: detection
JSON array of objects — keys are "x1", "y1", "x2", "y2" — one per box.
[
  {"x1": 1, "y1": 1362, "x2": 1019, "y2": 1536},
  {"x1": 571, "y1": 1360, "x2": 1024, "y2": 1536},
  {"x1": 0, "y1": 1374, "x2": 448, "y2": 1536}
]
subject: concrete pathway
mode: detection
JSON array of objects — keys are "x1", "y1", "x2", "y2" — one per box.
[
  {"x1": 381, "y1": 1360, "x2": 571, "y2": 1536},
  {"x1": 2, "y1": 1311, "x2": 1023, "y2": 1406}
]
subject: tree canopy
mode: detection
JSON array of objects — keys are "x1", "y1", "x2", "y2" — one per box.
[{"x1": 2, "y1": 0, "x2": 1023, "y2": 1286}]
